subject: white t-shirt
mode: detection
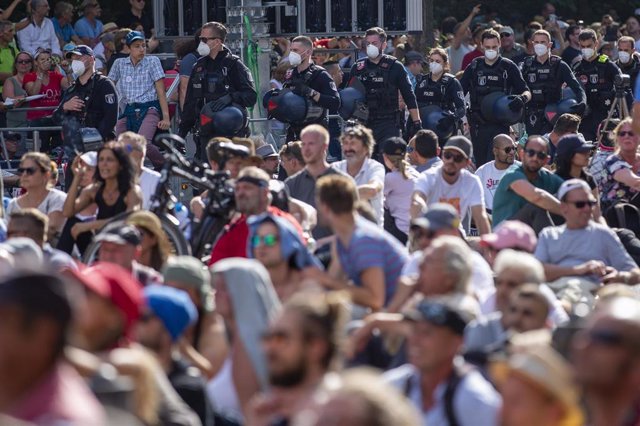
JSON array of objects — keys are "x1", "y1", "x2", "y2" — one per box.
[
  {"x1": 447, "y1": 43, "x2": 474, "y2": 74},
  {"x1": 7, "y1": 188, "x2": 66, "y2": 217},
  {"x1": 333, "y1": 158, "x2": 385, "y2": 225},
  {"x1": 140, "y1": 167, "x2": 160, "y2": 210},
  {"x1": 414, "y1": 165, "x2": 485, "y2": 220},
  {"x1": 384, "y1": 167, "x2": 420, "y2": 234},
  {"x1": 474, "y1": 161, "x2": 518, "y2": 210}
]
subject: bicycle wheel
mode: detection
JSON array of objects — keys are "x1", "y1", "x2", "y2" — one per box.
[
  {"x1": 82, "y1": 214, "x2": 191, "y2": 265},
  {"x1": 190, "y1": 215, "x2": 229, "y2": 263}
]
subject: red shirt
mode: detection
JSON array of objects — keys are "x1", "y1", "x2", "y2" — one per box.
[
  {"x1": 208, "y1": 206, "x2": 304, "y2": 266},
  {"x1": 460, "y1": 49, "x2": 484, "y2": 71},
  {"x1": 23, "y1": 71, "x2": 64, "y2": 120}
]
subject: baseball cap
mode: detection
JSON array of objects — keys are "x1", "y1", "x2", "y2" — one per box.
[
  {"x1": 65, "y1": 44, "x2": 95, "y2": 59},
  {"x1": 500, "y1": 26, "x2": 515, "y2": 36},
  {"x1": 143, "y1": 285, "x2": 198, "y2": 342},
  {"x1": 480, "y1": 220, "x2": 537, "y2": 252},
  {"x1": 555, "y1": 134, "x2": 594, "y2": 160},
  {"x1": 256, "y1": 144, "x2": 279, "y2": 159},
  {"x1": 69, "y1": 262, "x2": 143, "y2": 337},
  {"x1": 443, "y1": 136, "x2": 473, "y2": 159},
  {"x1": 404, "y1": 299, "x2": 474, "y2": 335},
  {"x1": 411, "y1": 203, "x2": 460, "y2": 231},
  {"x1": 557, "y1": 178, "x2": 592, "y2": 201},
  {"x1": 94, "y1": 224, "x2": 142, "y2": 246},
  {"x1": 125, "y1": 31, "x2": 145, "y2": 46},
  {"x1": 80, "y1": 151, "x2": 97, "y2": 167},
  {"x1": 405, "y1": 51, "x2": 426, "y2": 64},
  {"x1": 382, "y1": 137, "x2": 407, "y2": 156}
]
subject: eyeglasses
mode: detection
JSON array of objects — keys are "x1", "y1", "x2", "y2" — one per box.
[
  {"x1": 499, "y1": 146, "x2": 516, "y2": 154},
  {"x1": 618, "y1": 131, "x2": 635, "y2": 137},
  {"x1": 406, "y1": 145, "x2": 415, "y2": 154},
  {"x1": 16, "y1": 59, "x2": 32, "y2": 64},
  {"x1": 443, "y1": 150, "x2": 466, "y2": 163},
  {"x1": 199, "y1": 37, "x2": 220, "y2": 43},
  {"x1": 525, "y1": 149, "x2": 548, "y2": 160},
  {"x1": 17, "y1": 166, "x2": 38, "y2": 175},
  {"x1": 565, "y1": 199, "x2": 596, "y2": 209},
  {"x1": 251, "y1": 233, "x2": 279, "y2": 247}
]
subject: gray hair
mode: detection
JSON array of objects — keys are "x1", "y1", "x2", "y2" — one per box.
[
  {"x1": 494, "y1": 249, "x2": 545, "y2": 284},
  {"x1": 429, "y1": 236, "x2": 473, "y2": 294}
]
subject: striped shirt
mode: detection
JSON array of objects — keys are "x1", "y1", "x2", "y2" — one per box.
[{"x1": 108, "y1": 55, "x2": 164, "y2": 104}]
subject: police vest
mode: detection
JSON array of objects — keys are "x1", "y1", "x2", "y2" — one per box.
[
  {"x1": 282, "y1": 64, "x2": 327, "y2": 126},
  {"x1": 191, "y1": 53, "x2": 241, "y2": 109},
  {"x1": 619, "y1": 56, "x2": 640, "y2": 88},
  {"x1": 573, "y1": 55, "x2": 614, "y2": 110},
  {"x1": 415, "y1": 73, "x2": 456, "y2": 111},
  {"x1": 468, "y1": 58, "x2": 510, "y2": 109},
  {"x1": 352, "y1": 55, "x2": 399, "y2": 114},
  {"x1": 521, "y1": 55, "x2": 562, "y2": 106}
]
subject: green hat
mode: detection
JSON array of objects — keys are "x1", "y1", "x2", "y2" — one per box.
[{"x1": 162, "y1": 256, "x2": 213, "y2": 312}]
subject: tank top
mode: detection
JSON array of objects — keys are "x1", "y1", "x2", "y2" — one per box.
[{"x1": 95, "y1": 185, "x2": 127, "y2": 220}]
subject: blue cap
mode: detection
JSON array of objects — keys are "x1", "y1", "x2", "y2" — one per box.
[
  {"x1": 125, "y1": 31, "x2": 145, "y2": 46},
  {"x1": 144, "y1": 285, "x2": 197, "y2": 342},
  {"x1": 65, "y1": 44, "x2": 95, "y2": 59}
]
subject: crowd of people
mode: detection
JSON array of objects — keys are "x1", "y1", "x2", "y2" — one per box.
[{"x1": 3, "y1": 1, "x2": 640, "y2": 426}]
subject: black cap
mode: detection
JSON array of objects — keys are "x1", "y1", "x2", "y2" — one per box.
[
  {"x1": 382, "y1": 137, "x2": 407, "y2": 156},
  {"x1": 95, "y1": 224, "x2": 142, "y2": 246},
  {"x1": 3, "y1": 131, "x2": 21, "y2": 141},
  {"x1": 0, "y1": 273, "x2": 72, "y2": 327},
  {"x1": 405, "y1": 51, "x2": 426, "y2": 64},
  {"x1": 556, "y1": 134, "x2": 594, "y2": 160},
  {"x1": 443, "y1": 136, "x2": 473, "y2": 159},
  {"x1": 404, "y1": 299, "x2": 472, "y2": 335}
]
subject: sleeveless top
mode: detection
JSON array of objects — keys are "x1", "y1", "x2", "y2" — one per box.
[
  {"x1": 6, "y1": 76, "x2": 27, "y2": 128},
  {"x1": 95, "y1": 185, "x2": 127, "y2": 220}
]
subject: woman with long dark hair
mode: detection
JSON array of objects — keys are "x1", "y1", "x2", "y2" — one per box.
[{"x1": 62, "y1": 141, "x2": 142, "y2": 240}]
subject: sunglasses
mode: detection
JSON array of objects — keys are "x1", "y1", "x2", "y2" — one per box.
[
  {"x1": 16, "y1": 59, "x2": 32, "y2": 64},
  {"x1": 251, "y1": 233, "x2": 278, "y2": 247},
  {"x1": 17, "y1": 166, "x2": 38, "y2": 175},
  {"x1": 406, "y1": 145, "x2": 415, "y2": 154},
  {"x1": 618, "y1": 131, "x2": 635, "y2": 137},
  {"x1": 525, "y1": 149, "x2": 548, "y2": 160},
  {"x1": 566, "y1": 199, "x2": 596, "y2": 209},
  {"x1": 499, "y1": 146, "x2": 516, "y2": 154},
  {"x1": 199, "y1": 36, "x2": 220, "y2": 43},
  {"x1": 443, "y1": 150, "x2": 466, "y2": 163}
]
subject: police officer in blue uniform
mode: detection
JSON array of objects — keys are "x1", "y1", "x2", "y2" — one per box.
[
  {"x1": 179, "y1": 22, "x2": 257, "y2": 160},
  {"x1": 415, "y1": 47, "x2": 466, "y2": 139},
  {"x1": 349, "y1": 27, "x2": 421, "y2": 161},
  {"x1": 520, "y1": 29, "x2": 586, "y2": 136},
  {"x1": 461, "y1": 29, "x2": 531, "y2": 167},
  {"x1": 282, "y1": 35, "x2": 340, "y2": 141},
  {"x1": 572, "y1": 29, "x2": 622, "y2": 142}
]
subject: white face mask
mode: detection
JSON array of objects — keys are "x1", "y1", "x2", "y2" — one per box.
[
  {"x1": 619, "y1": 51, "x2": 631, "y2": 63},
  {"x1": 581, "y1": 48, "x2": 595, "y2": 59},
  {"x1": 71, "y1": 59, "x2": 85, "y2": 76},
  {"x1": 484, "y1": 49, "x2": 498, "y2": 60},
  {"x1": 534, "y1": 44, "x2": 549, "y2": 57},
  {"x1": 366, "y1": 44, "x2": 380, "y2": 59},
  {"x1": 197, "y1": 41, "x2": 210, "y2": 57},
  {"x1": 429, "y1": 62, "x2": 443, "y2": 74},
  {"x1": 288, "y1": 51, "x2": 302, "y2": 66}
]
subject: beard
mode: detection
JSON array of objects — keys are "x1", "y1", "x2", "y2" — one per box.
[{"x1": 268, "y1": 353, "x2": 308, "y2": 388}]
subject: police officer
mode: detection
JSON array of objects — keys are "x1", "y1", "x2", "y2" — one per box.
[
  {"x1": 179, "y1": 21, "x2": 257, "y2": 160},
  {"x1": 349, "y1": 27, "x2": 421, "y2": 161},
  {"x1": 615, "y1": 35, "x2": 639, "y2": 106},
  {"x1": 282, "y1": 35, "x2": 340, "y2": 141},
  {"x1": 53, "y1": 44, "x2": 118, "y2": 189},
  {"x1": 461, "y1": 29, "x2": 531, "y2": 167},
  {"x1": 520, "y1": 29, "x2": 586, "y2": 136},
  {"x1": 415, "y1": 47, "x2": 466, "y2": 139},
  {"x1": 572, "y1": 29, "x2": 622, "y2": 142}
]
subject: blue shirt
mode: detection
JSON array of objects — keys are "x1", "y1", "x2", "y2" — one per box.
[
  {"x1": 52, "y1": 17, "x2": 77, "y2": 43},
  {"x1": 336, "y1": 216, "x2": 409, "y2": 304},
  {"x1": 635, "y1": 72, "x2": 640, "y2": 102},
  {"x1": 108, "y1": 55, "x2": 165, "y2": 104},
  {"x1": 416, "y1": 156, "x2": 443, "y2": 173},
  {"x1": 73, "y1": 17, "x2": 103, "y2": 40}
]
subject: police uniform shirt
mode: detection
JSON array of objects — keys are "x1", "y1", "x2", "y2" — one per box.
[
  {"x1": 415, "y1": 73, "x2": 466, "y2": 118},
  {"x1": 520, "y1": 55, "x2": 585, "y2": 108},
  {"x1": 283, "y1": 64, "x2": 340, "y2": 111},
  {"x1": 460, "y1": 56, "x2": 528, "y2": 109},
  {"x1": 349, "y1": 55, "x2": 418, "y2": 115},
  {"x1": 54, "y1": 72, "x2": 118, "y2": 140},
  {"x1": 572, "y1": 55, "x2": 621, "y2": 112},
  {"x1": 180, "y1": 47, "x2": 257, "y2": 134}
]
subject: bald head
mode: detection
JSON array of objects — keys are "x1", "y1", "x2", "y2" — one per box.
[{"x1": 493, "y1": 134, "x2": 514, "y2": 148}]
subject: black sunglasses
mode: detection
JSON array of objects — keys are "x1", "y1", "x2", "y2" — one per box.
[
  {"x1": 443, "y1": 151, "x2": 466, "y2": 163},
  {"x1": 525, "y1": 149, "x2": 548, "y2": 160},
  {"x1": 499, "y1": 146, "x2": 516, "y2": 154},
  {"x1": 17, "y1": 166, "x2": 38, "y2": 175},
  {"x1": 566, "y1": 199, "x2": 596, "y2": 209},
  {"x1": 199, "y1": 36, "x2": 220, "y2": 43}
]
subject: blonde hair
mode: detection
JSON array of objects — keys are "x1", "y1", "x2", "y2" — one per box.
[
  {"x1": 613, "y1": 117, "x2": 635, "y2": 152},
  {"x1": 385, "y1": 153, "x2": 412, "y2": 180}
]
